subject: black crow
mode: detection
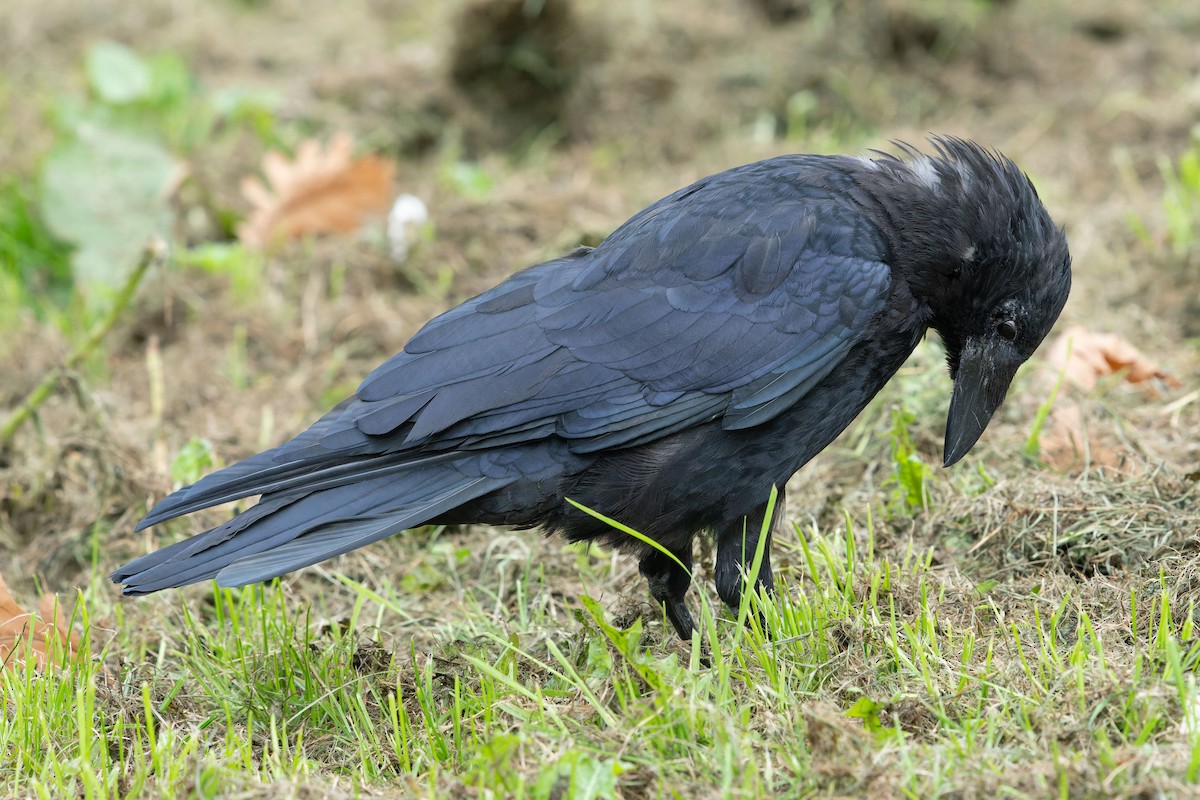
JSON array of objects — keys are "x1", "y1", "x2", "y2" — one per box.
[{"x1": 113, "y1": 137, "x2": 1071, "y2": 639}]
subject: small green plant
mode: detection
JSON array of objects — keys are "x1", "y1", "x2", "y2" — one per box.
[
  {"x1": 40, "y1": 119, "x2": 179, "y2": 304},
  {"x1": 0, "y1": 179, "x2": 74, "y2": 324},
  {"x1": 74, "y1": 40, "x2": 281, "y2": 155},
  {"x1": 1129, "y1": 131, "x2": 1200, "y2": 258},
  {"x1": 38, "y1": 42, "x2": 188, "y2": 306},
  {"x1": 436, "y1": 135, "x2": 498, "y2": 201},
  {"x1": 442, "y1": 160, "x2": 496, "y2": 201},
  {"x1": 175, "y1": 243, "x2": 265, "y2": 301},
  {"x1": 845, "y1": 695, "x2": 903, "y2": 743},
  {"x1": 887, "y1": 407, "x2": 932, "y2": 513},
  {"x1": 1158, "y1": 139, "x2": 1200, "y2": 257},
  {"x1": 170, "y1": 437, "x2": 218, "y2": 485},
  {"x1": 1025, "y1": 339, "x2": 1069, "y2": 460}
]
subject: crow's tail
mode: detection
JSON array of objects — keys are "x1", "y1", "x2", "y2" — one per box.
[
  {"x1": 132, "y1": 398, "x2": 451, "y2": 531},
  {"x1": 111, "y1": 463, "x2": 509, "y2": 595}
]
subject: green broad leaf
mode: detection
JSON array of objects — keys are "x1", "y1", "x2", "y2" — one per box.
[
  {"x1": 39, "y1": 122, "x2": 180, "y2": 296},
  {"x1": 534, "y1": 749, "x2": 624, "y2": 800},
  {"x1": 87, "y1": 41, "x2": 153, "y2": 104},
  {"x1": 845, "y1": 696, "x2": 885, "y2": 732}
]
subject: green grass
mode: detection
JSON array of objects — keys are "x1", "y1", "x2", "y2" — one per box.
[
  {"x1": 1126, "y1": 135, "x2": 1200, "y2": 261},
  {"x1": 0, "y1": 178, "x2": 75, "y2": 325},
  {"x1": 1157, "y1": 140, "x2": 1200, "y2": 258},
  {"x1": 6, "y1": 496, "x2": 1200, "y2": 798}
]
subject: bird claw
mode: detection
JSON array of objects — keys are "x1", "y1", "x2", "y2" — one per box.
[
  {"x1": 714, "y1": 503, "x2": 778, "y2": 633},
  {"x1": 639, "y1": 546, "x2": 696, "y2": 640},
  {"x1": 664, "y1": 597, "x2": 697, "y2": 641}
]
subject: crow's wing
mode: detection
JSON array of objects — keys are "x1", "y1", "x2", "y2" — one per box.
[
  {"x1": 356, "y1": 160, "x2": 892, "y2": 449},
  {"x1": 138, "y1": 159, "x2": 891, "y2": 528}
]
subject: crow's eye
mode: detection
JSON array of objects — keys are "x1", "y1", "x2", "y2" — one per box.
[{"x1": 996, "y1": 320, "x2": 1017, "y2": 341}]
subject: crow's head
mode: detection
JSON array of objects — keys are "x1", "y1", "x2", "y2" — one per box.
[{"x1": 852, "y1": 136, "x2": 1072, "y2": 466}]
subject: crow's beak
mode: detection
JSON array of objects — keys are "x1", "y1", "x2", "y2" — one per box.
[{"x1": 943, "y1": 337, "x2": 1022, "y2": 468}]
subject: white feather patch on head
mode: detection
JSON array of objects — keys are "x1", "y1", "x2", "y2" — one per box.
[{"x1": 907, "y1": 156, "x2": 942, "y2": 190}]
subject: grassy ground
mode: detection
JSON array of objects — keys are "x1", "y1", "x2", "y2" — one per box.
[{"x1": 2, "y1": 0, "x2": 1200, "y2": 797}]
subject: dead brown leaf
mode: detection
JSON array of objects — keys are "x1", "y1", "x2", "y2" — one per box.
[
  {"x1": 1037, "y1": 402, "x2": 1130, "y2": 473},
  {"x1": 0, "y1": 574, "x2": 82, "y2": 672},
  {"x1": 1044, "y1": 325, "x2": 1181, "y2": 394},
  {"x1": 237, "y1": 132, "x2": 396, "y2": 249},
  {"x1": 1037, "y1": 327, "x2": 1183, "y2": 473}
]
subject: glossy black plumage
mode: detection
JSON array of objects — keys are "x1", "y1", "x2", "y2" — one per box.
[{"x1": 113, "y1": 137, "x2": 1071, "y2": 639}]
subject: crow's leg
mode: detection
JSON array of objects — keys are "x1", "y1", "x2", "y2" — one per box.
[
  {"x1": 639, "y1": 543, "x2": 696, "y2": 640},
  {"x1": 713, "y1": 491, "x2": 783, "y2": 616}
]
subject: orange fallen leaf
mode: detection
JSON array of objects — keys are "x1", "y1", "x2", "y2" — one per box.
[
  {"x1": 1037, "y1": 327, "x2": 1181, "y2": 473},
  {"x1": 0, "y1": 574, "x2": 82, "y2": 672},
  {"x1": 1037, "y1": 402, "x2": 1129, "y2": 473},
  {"x1": 237, "y1": 132, "x2": 396, "y2": 249},
  {"x1": 1044, "y1": 326, "x2": 1180, "y2": 394}
]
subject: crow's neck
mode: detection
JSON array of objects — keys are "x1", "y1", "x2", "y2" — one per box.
[{"x1": 846, "y1": 165, "x2": 977, "y2": 326}]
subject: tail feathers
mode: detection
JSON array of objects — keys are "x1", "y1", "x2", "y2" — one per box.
[
  {"x1": 112, "y1": 492, "x2": 306, "y2": 592},
  {"x1": 137, "y1": 448, "x2": 460, "y2": 532},
  {"x1": 214, "y1": 474, "x2": 499, "y2": 587},
  {"x1": 113, "y1": 467, "x2": 510, "y2": 595},
  {"x1": 136, "y1": 397, "x2": 361, "y2": 531}
]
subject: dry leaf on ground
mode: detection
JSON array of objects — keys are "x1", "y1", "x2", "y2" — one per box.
[
  {"x1": 1043, "y1": 325, "x2": 1181, "y2": 394},
  {"x1": 1037, "y1": 326, "x2": 1182, "y2": 472},
  {"x1": 1038, "y1": 402, "x2": 1129, "y2": 473},
  {"x1": 0, "y1": 574, "x2": 82, "y2": 672},
  {"x1": 237, "y1": 132, "x2": 396, "y2": 249}
]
